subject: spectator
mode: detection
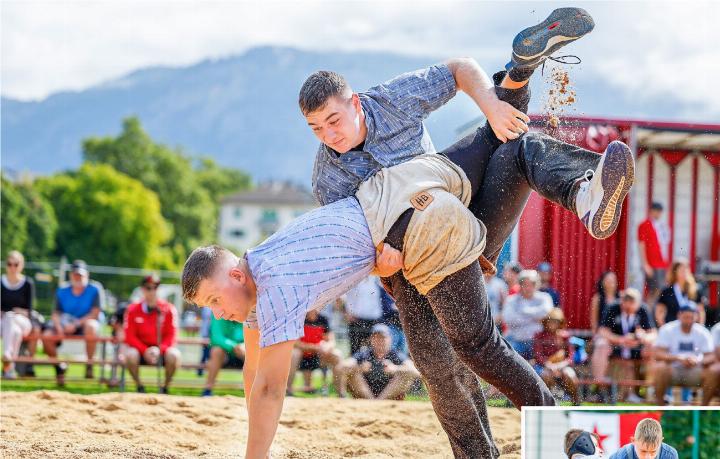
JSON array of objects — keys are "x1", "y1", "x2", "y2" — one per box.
[
  {"x1": 337, "y1": 324, "x2": 419, "y2": 400},
  {"x1": 655, "y1": 259, "x2": 706, "y2": 327},
  {"x1": 609, "y1": 418, "x2": 679, "y2": 459},
  {"x1": 503, "y1": 270, "x2": 553, "y2": 359},
  {"x1": 42, "y1": 260, "x2": 101, "y2": 384},
  {"x1": 532, "y1": 308, "x2": 581, "y2": 405},
  {"x1": 594, "y1": 288, "x2": 656, "y2": 402},
  {"x1": 590, "y1": 271, "x2": 620, "y2": 333},
  {"x1": 343, "y1": 276, "x2": 384, "y2": 354},
  {"x1": 537, "y1": 261, "x2": 561, "y2": 307},
  {"x1": 287, "y1": 309, "x2": 342, "y2": 396},
  {"x1": 484, "y1": 271, "x2": 508, "y2": 327},
  {"x1": 638, "y1": 202, "x2": 671, "y2": 305},
  {"x1": 703, "y1": 322, "x2": 720, "y2": 404},
  {"x1": 203, "y1": 315, "x2": 244, "y2": 396},
  {"x1": 503, "y1": 261, "x2": 523, "y2": 296},
  {"x1": 1, "y1": 250, "x2": 35, "y2": 379},
  {"x1": 379, "y1": 287, "x2": 407, "y2": 354},
  {"x1": 122, "y1": 274, "x2": 181, "y2": 393},
  {"x1": 106, "y1": 301, "x2": 129, "y2": 387},
  {"x1": 653, "y1": 302, "x2": 714, "y2": 405},
  {"x1": 197, "y1": 306, "x2": 213, "y2": 376}
]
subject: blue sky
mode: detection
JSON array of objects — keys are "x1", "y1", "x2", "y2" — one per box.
[{"x1": 2, "y1": 0, "x2": 719, "y2": 118}]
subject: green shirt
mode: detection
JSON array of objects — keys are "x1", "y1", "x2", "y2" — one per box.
[{"x1": 209, "y1": 316, "x2": 245, "y2": 353}]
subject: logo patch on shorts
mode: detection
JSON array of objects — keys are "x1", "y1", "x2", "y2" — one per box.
[{"x1": 410, "y1": 191, "x2": 433, "y2": 211}]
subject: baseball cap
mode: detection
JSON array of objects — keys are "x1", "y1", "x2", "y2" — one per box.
[
  {"x1": 71, "y1": 260, "x2": 89, "y2": 276},
  {"x1": 537, "y1": 261, "x2": 552, "y2": 273},
  {"x1": 371, "y1": 323, "x2": 391, "y2": 336},
  {"x1": 141, "y1": 273, "x2": 161, "y2": 287},
  {"x1": 678, "y1": 301, "x2": 698, "y2": 313}
]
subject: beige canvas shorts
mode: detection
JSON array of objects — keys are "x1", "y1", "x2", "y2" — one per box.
[{"x1": 355, "y1": 154, "x2": 487, "y2": 295}]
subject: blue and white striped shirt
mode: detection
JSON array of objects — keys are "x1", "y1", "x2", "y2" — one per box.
[
  {"x1": 245, "y1": 197, "x2": 375, "y2": 347},
  {"x1": 312, "y1": 64, "x2": 457, "y2": 205}
]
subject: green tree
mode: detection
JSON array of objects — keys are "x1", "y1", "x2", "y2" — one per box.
[
  {"x1": 16, "y1": 181, "x2": 58, "y2": 260},
  {"x1": 195, "y1": 156, "x2": 251, "y2": 203},
  {"x1": 82, "y1": 117, "x2": 247, "y2": 261},
  {"x1": 35, "y1": 163, "x2": 173, "y2": 269},
  {"x1": 662, "y1": 410, "x2": 720, "y2": 459},
  {"x1": 1, "y1": 175, "x2": 29, "y2": 256}
]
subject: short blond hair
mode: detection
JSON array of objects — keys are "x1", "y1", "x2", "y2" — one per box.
[
  {"x1": 634, "y1": 418, "x2": 662, "y2": 446},
  {"x1": 7, "y1": 250, "x2": 25, "y2": 265}
]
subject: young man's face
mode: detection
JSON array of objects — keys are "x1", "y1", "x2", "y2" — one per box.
[
  {"x1": 305, "y1": 94, "x2": 364, "y2": 153},
  {"x1": 633, "y1": 440, "x2": 661, "y2": 459},
  {"x1": 194, "y1": 263, "x2": 254, "y2": 322}
]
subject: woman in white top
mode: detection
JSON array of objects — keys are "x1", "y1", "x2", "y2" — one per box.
[{"x1": 1, "y1": 250, "x2": 35, "y2": 379}]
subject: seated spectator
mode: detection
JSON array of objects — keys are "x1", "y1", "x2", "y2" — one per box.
[
  {"x1": 343, "y1": 276, "x2": 384, "y2": 355},
  {"x1": 106, "y1": 301, "x2": 129, "y2": 387},
  {"x1": 484, "y1": 271, "x2": 508, "y2": 327},
  {"x1": 1, "y1": 250, "x2": 35, "y2": 379},
  {"x1": 609, "y1": 418, "x2": 679, "y2": 459},
  {"x1": 537, "y1": 262, "x2": 561, "y2": 307},
  {"x1": 198, "y1": 305, "x2": 213, "y2": 376},
  {"x1": 653, "y1": 302, "x2": 714, "y2": 405},
  {"x1": 532, "y1": 308, "x2": 581, "y2": 405},
  {"x1": 379, "y1": 287, "x2": 407, "y2": 354},
  {"x1": 595, "y1": 288, "x2": 656, "y2": 402},
  {"x1": 122, "y1": 274, "x2": 181, "y2": 394},
  {"x1": 703, "y1": 322, "x2": 720, "y2": 404},
  {"x1": 42, "y1": 260, "x2": 101, "y2": 384},
  {"x1": 655, "y1": 259, "x2": 706, "y2": 327},
  {"x1": 503, "y1": 270, "x2": 553, "y2": 359},
  {"x1": 590, "y1": 271, "x2": 620, "y2": 385},
  {"x1": 203, "y1": 314, "x2": 244, "y2": 396},
  {"x1": 287, "y1": 309, "x2": 341, "y2": 396},
  {"x1": 338, "y1": 324, "x2": 419, "y2": 400},
  {"x1": 503, "y1": 261, "x2": 523, "y2": 296}
]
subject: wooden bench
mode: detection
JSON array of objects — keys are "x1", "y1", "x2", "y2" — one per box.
[{"x1": 7, "y1": 335, "x2": 245, "y2": 392}]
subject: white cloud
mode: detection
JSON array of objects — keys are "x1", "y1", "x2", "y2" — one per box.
[{"x1": 1, "y1": 0, "x2": 718, "y2": 118}]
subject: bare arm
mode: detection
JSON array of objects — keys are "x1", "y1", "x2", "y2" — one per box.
[
  {"x1": 638, "y1": 242, "x2": 653, "y2": 276},
  {"x1": 246, "y1": 339, "x2": 296, "y2": 459},
  {"x1": 590, "y1": 293, "x2": 600, "y2": 333},
  {"x1": 243, "y1": 325, "x2": 260, "y2": 402},
  {"x1": 445, "y1": 57, "x2": 529, "y2": 143}
]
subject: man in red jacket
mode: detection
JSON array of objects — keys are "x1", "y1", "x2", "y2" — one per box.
[{"x1": 123, "y1": 274, "x2": 181, "y2": 393}]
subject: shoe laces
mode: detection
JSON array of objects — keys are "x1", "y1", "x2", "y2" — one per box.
[
  {"x1": 541, "y1": 54, "x2": 582, "y2": 76},
  {"x1": 582, "y1": 169, "x2": 594, "y2": 182}
]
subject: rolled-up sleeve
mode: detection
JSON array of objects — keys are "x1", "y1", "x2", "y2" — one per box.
[
  {"x1": 256, "y1": 286, "x2": 308, "y2": 348},
  {"x1": 368, "y1": 64, "x2": 457, "y2": 120}
]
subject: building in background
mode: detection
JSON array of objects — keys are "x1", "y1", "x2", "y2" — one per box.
[{"x1": 218, "y1": 181, "x2": 316, "y2": 251}]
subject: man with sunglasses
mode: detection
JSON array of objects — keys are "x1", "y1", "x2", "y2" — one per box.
[{"x1": 122, "y1": 274, "x2": 181, "y2": 393}]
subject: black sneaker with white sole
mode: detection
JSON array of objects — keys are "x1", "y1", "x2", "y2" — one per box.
[{"x1": 506, "y1": 7, "x2": 595, "y2": 73}]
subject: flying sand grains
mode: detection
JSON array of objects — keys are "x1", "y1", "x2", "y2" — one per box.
[{"x1": 542, "y1": 66, "x2": 578, "y2": 131}]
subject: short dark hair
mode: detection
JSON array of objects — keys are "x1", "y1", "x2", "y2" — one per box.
[
  {"x1": 181, "y1": 245, "x2": 233, "y2": 303},
  {"x1": 651, "y1": 201, "x2": 664, "y2": 211},
  {"x1": 298, "y1": 70, "x2": 352, "y2": 115}
]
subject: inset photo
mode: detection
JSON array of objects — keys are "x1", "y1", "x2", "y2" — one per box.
[{"x1": 523, "y1": 407, "x2": 719, "y2": 458}]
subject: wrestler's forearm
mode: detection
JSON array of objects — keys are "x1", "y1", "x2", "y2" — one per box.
[
  {"x1": 246, "y1": 375, "x2": 285, "y2": 459},
  {"x1": 445, "y1": 57, "x2": 498, "y2": 115}
]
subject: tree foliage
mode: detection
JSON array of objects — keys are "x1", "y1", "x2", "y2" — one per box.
[
  {"x1": 82, "y1": 117, "x2": 250, "y2": 262},
  {"x1": 1, "y1": 175, "x2": 58, "y2": 259},
  {"x1": 35, "y1": 163, "x2": 172, "y2": 269}
]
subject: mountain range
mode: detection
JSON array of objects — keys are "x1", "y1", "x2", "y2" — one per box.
[{"x1": 1, "y1": 46, "x2": 703, "y2": 183}]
